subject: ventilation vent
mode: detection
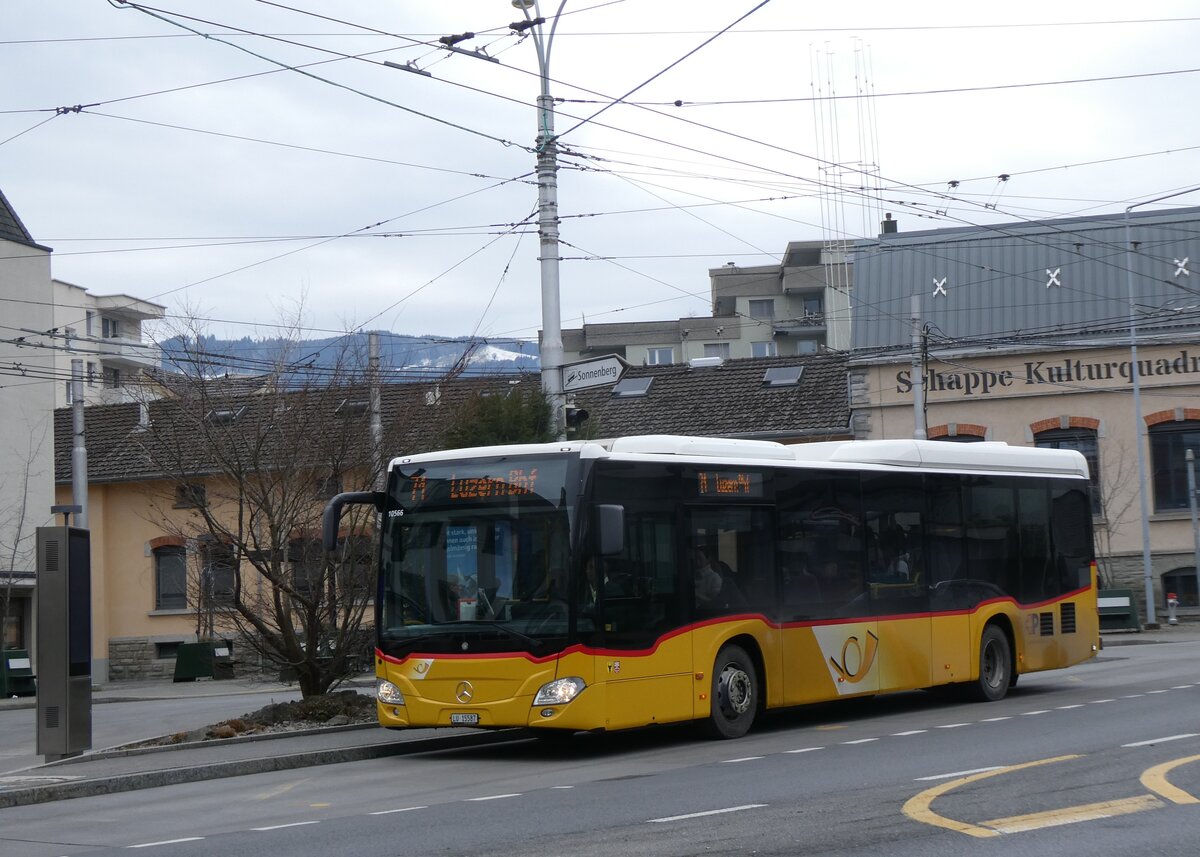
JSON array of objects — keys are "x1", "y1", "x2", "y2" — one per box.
[
  {"x1": 44, "y1": 705, "x2": 60, "y2": 730},
  {"x1": 1039, "y1": 612, "x2": 1055, "y2": 636},
  {"x1": 1060, "y1": 602, "x2": 1077, "y2": 634},
  {"x1": 44, "y1": 540, "x2": 59, "y2": 574}
]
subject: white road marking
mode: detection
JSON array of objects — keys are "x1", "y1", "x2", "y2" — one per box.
[
  {"x1": 1147, "y1": 690, "x2": 1169, "y2": 695},
  {"x1": 468, "y1": 793, "x2": 522, "y2": 801},
  {"x1": 1172, "y1": 685, "x2": 1193, "y2": 690},
  {"x1": 1056, "y1": 704, "x2": 1085, "y2": 709},
  {"x1": 893, "y1": 730, "x2": 928, "y2": 736},
  {"x1": 551, "y1": 785, "x2": 574, "y2": 789},
  {"x1": 648, "y1": 804, "x2": 767, "y2": 823},
  {"x1": 721, "y1": 756, "x2": 764, "y2": 764},
  {"x1": 914, "y1": 766, "x2": 1003, "y2": 782},
  {"x1": 252, "y1": 822, "x2": 319, "y2": 832},
  {"x1": 1090, "y1": 699, "x2": 1116, "y2": 703},
  {"x1": 785, "y1": 747, "x2": 824, "y2": 754},
  {"x1": 127, "y1": 839, "x2": 205, "y2": 848},
  {"x1": 842, "y1": 738, "x2": 879, "y2": 745},
  {"x1": 369, "y1": 806, "x2": 427, "y2": 815},
  {"x1": 1122, "y1": 733, "x2": 1200, "y2": 748},
  {"x1": 1123, "y1": 694, "x2": 1145, "y2": 698},
  {"x1": 981, "y1": 716, "x2": 1012, "y2": 722},
  {"x1": 936, "y1": 723, "x2": 970, "y2": 729},
  {"x1": 1021, "y1": 710, "x2": 1051, "y2": 716}
]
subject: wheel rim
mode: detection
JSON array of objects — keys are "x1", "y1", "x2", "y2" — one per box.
[
  {"x1": 981, "y1": 640, "x2": 1003, "y2": 689},
  {"x1": 717, "y1": 663, "x2": 753, "y2": 719}
]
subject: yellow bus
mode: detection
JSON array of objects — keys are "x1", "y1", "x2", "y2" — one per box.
[{"x1": 324, "y1": 435, "x2": 1099, "y2": 739}]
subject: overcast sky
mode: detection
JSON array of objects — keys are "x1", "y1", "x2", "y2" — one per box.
[{"x1": 4, "y1": 1, "x2": 1199, "y2": 347}]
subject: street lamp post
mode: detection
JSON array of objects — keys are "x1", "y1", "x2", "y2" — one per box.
[
  {"x1": 512, "y1": 0, "x2": 568, "y2": 439},
  {"x1": 1123, "y1": 186, "x2": 1200, "y2": 627}
]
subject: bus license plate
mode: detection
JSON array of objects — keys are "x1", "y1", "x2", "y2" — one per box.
[{"x1": 450, "y1": 713, "x2": 480, "y2": 725}]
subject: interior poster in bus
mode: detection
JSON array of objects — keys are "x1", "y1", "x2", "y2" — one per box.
[{"x1": 445, "y1": 523, "x2": 514, "y2": 619}]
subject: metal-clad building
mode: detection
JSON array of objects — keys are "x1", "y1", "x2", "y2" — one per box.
[{"x1": 852, "y1": 207, "x2": 1200, "y2": 352}]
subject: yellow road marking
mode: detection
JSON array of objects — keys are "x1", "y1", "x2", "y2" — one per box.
[
  {"x1": 902, "y1": 755, "x2": 1082, "y2": 839},
  {"x1": 254, "y1": 778, "x2": 311, "y2": 800},
  {"x1": 1141, "y1": 754, "x2": 1200, "y2": 805},
  {"x1": 981, "y1": 794, "x2": 1163, "y2": 834}
]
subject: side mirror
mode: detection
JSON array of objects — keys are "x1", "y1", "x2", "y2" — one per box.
[
  {"x1": 323, "y1": 490, "x2": 385, "y2": 552},
  {"x1": 596, "y1": 504, "x2": 625, "y2": 556}
]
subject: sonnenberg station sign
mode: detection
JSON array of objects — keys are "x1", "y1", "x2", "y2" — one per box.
[{"x1": 886, "y1": 345, "x2": 1200, "y2": 402}]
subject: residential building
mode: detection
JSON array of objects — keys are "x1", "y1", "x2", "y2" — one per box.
[
  {"x1": 558, "y1": 240, "x2": 852, "y2": 366},
  {"x1": 849, "y1": 208, "x2": 1200, "y2": 620},
  {"x1": 51, "y1": 279, "x2": 165, "y2": 407}
]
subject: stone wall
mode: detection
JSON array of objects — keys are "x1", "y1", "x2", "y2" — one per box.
[{"x1": 106, "y1": 637, "x2": 176, "y2": 681}]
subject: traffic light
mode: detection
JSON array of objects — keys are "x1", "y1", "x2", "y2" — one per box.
[{"x1": 565, "y1": 404, "x2": 589, "y2": 428}]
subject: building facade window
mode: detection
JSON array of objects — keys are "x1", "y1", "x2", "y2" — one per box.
[
  {"x1": 645, "y1": 347, "x2": 673, "y2": 366},
  {"x1": 201, "y1": 543, "x2": 237, "y2": 607},
  {"x1": 703, "y1": 342, "x2": 731, "y2": 360},
  {"x1": 1162, "y1": 567, "x2": 1199, "y2": 608},
  {"x1": 1034, "y1": 426, "x2": 1102, "y2": 515},
  {"x1": 65, "y1": 381, "x2": 73, "y2": 405},
  {"x1": 154, "y1": 545, "x2": 188, "y2": 610},
  {"x1": 102, "y1": 317, "x2": 120, "y2": 339},
  {"x1": 1148, "y1": 418, "x2": 1200, "y2": 511},
  {"x1": 174, "y1": 483, "x2": 207, "y2": 509},
  {"x1": 748, "y1": 299, "x2": 775, "y2": 320},
  {"x1": 102, "y1": 366, "x2": 121, "y2": 389},
  {"x1": 802, "y1": 295, "x2": 823, "y2": 318},
  {"x1": 752, "y1": 341, "x2": 778, "y2": 358},
  {"x1": 85, "y1": 310, "x2": 94, "y2": 336},
  {"x1": 289, "y1": 538, "x2": 323, "y2": 599},
  {"x1": 86, "y1": 361, "x2": 96, "y2": 386}
]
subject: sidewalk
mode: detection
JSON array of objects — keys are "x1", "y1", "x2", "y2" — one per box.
[{"x1": 2, "y1": 626, "x2": 1198, "y2": 809}]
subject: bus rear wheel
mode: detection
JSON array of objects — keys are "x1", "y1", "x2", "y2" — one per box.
[
  {"x1": 705, "y1": 644, "x2": 758, "y2": 739},
  {"x1": 971, "y1": 625, "x2": 1012, "y2": 702}
]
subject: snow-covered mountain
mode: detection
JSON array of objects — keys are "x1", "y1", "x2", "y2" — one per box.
[{"x1": 160, "y1": 332, "x2": 540, "y2": 380}]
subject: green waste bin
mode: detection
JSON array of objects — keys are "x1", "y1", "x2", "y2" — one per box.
[
  {"x1": 174, "y1": 640, "x2": 235, "y2": 682},
  {"x1": 0, "y1": 648, "x2": 36, "y2": 697}
]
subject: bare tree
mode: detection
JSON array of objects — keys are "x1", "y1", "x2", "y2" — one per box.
[
  {"x1": 133, "y1": 326, "x2": 384, "y2": 697},
  {"x1": 1092, "y1": 437, "x2": 1139, "y2": 590},
  {"x1": 0, "y1": 423, "x2": 49, "y2": 651}
]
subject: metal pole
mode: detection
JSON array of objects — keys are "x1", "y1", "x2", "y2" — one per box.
[
  {"x1": 1123, "y1": 209, "x2": 1154, "y2": 626},
  {"x1": 1190, "y1": 450, "x2": 1200, "y2": 612},
  {"x1": 910, "y1": 294, "x2": 926, "y2": 440},
  {"x1": 516, "y1": 0, "x2": 568, "y2": 439},
  {"x1": 1123, "y1": 186, "x2": 1200, "y2": 626},
  {"x1": 70, "y1": 357, "x2": 88, "y2": 530},
  {"x1": 368, "y1": 332, "x2": 384, "y2": 490}
]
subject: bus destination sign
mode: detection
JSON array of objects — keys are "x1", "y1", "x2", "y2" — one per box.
[
  {"x1": 696, "y1": 470, "x2": 762, "y2": 498},
  {"x1": 409, "y1": 469, "x2": 542, "y2": 503}
]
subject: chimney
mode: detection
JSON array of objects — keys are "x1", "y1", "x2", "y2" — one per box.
[{"x1": 881, "y1": 213, "x2": 898, "y2": 235}]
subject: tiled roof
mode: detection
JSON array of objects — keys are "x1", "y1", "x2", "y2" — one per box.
[
  {"x1": 55, "y1": 355, "x2": 851, "y2": 484},
  {"x1": 0, "y1": 186, "x2": 44, "y2": 249},
  {"x1": 54, "y1": 375, "x2": 527, "y2": 484},
  {"x1": 570, "y1": 353, "x2": 850, "y2": 441}
]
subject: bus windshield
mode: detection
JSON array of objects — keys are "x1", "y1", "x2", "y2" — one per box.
[{"x1": 379, "y1": 455, "x2": 575, "y2": 656}]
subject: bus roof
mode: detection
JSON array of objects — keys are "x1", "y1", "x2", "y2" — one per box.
[{"x1": 388, "y1": 435, "x2": 1089, "y2": 479}]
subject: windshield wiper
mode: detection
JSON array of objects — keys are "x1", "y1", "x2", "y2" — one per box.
[{"x1": 467, "y1": 621, "x2": 544, "y2": 651}]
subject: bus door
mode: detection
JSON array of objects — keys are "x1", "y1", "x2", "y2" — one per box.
[
  {"x1": 926, "y1": 475, "x2": 972, "y2": 686},
  {"x1": 590, "y1": 462, "x2": 691, "y2": 730},
  {"x1": 686, "y1": 503, "x2": 782, "y2": 710},
  {"x1": 863, "y1": 473, "x2": 931, "y2": 693},
  {"x1": 777, "y1": 470, "x2": 877, "y2": 704}
]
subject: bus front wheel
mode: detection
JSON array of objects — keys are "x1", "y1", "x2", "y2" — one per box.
[
  {"x1": 972, "y1": 625, "x2": 1012, "y2": 702},
  {"x1": 705, "y1": 644, "x2": 758, "y2": 739}
]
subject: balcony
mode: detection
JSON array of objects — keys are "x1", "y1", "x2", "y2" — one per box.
[{"x1": 97, "y1": 336, "x2": 160, "y2": 370}]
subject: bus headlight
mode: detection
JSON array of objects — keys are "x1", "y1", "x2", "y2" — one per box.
[
  {"x1": 533, "y1": 677, "x2": 586, "y2": 706},
  {"x1": 376, "y1": 679, "x2": 405, "y2": 705}
]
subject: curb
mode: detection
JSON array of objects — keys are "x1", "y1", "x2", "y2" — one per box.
[{"x1": 0, "y1": 729, "x2": 526, "y2": 809}]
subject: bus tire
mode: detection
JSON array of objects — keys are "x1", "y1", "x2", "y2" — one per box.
[
  {"x1": 705, "y1": 644, "x2": 758, "y2": 739},
  {"x1": 972, "y1": 625, "x2": 1011, "y2": 702}
]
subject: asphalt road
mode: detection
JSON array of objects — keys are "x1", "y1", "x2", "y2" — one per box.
[{"x1": 2, "y1": 643, "x2": 1198, "y2": 856}]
